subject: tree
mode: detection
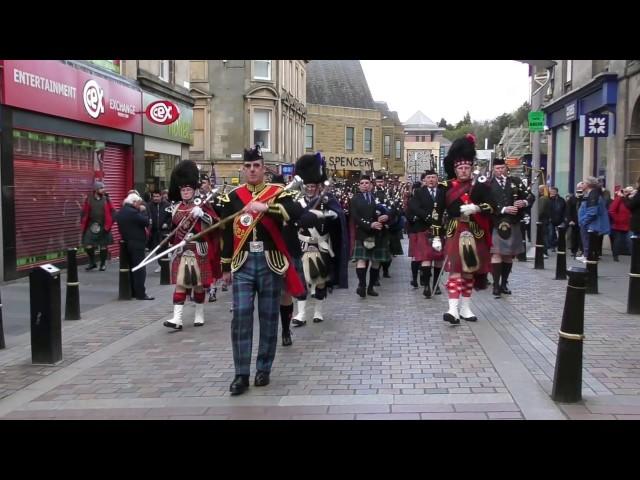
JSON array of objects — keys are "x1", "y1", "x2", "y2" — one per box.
[
  {"x1": 455, "y1": 111, "x2": 472, "y2": 130},
  {"x1": 513, "y1": 101, "x2": 531, "y2": 127}
]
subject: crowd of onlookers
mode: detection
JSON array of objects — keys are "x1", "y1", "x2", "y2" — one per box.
[{"x1": 539, "y1": 175, "x2": 640, "y2": 262}]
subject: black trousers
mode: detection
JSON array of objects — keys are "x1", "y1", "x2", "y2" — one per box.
[{"x1": 127, "y1": 243, "x2": 147, "y2": 299}]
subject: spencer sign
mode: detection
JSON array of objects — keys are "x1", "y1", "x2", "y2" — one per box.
[
  {"x1": 321, "y1": 154, "x2": 376, "y2": 171},
  {"x1": 1, "y1": 60, "x2": 142, "y2": 133}
]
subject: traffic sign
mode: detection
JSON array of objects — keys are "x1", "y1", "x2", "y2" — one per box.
[{"x1": 528, "y1": 111, "x2": 545, "y2": 132}]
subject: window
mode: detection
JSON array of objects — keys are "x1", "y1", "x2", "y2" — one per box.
[
  {"x1": 305, "y1": 124, "x2": 314, "y2": 149},
  {"x1": 345, "y1": 127, "x2": 355, "y2": 151},
  {"x1": 289, "y1": 61, "x2": 293, "y2": 92},
  {"x1": 253, "y1": 109, "x2": 271, "y2": 151},
  {"x1": 364, "y1": 128, "x2": 373, "y2": 153},
  {"x1": 295, "y1": 65, "x2": 299, "y2": 97},
  {"x1": 253, "y1": 60, "x2": 271, "y2": 80},
  {"x1": 395, "y1": 139, "x2": 401, "y2": 159},
  {"x1": 384, "y1": 135, "x2": 391, "y2": 156},
  {"x1": 566, "y1": 60, "x2": 573, "y2": 83},
  {"x1": 159, "y1": 60, "x2": 170, "y2": 82}
]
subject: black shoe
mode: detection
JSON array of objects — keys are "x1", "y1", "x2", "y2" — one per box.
[
  {"x1": 282, "y1": 330, "x2": 292, "y2": 346},
  {"x1": 461, "y1": 315, "x2": 478, "y2": 322},
  {"x1": 209, "y1": 289, "x2": 217, "y2": 302},
  {"x1": 500, "y1": 285, "x2": 512, "y2": 295},
  {"x1": 313, "y1": 317, "x2": 323, "y2": 323},
  {"x1": 493, "y1": 286, "x2": 502, "y2": 299},
  {"x1": 443, "y1": 313, "x2": 460, "y2": 325},
  {"x1": 163, "y1": 320, "x2": 182, "y2": 330},
  {"x1": 367, "y1": 287, "x2": 379, "y2": 297},
  {"x1": 292, "y1": 318, "x2": 306, "y2": 327},
  {"x1": 85, "y1": 264, "x2": 97, "y2": 271},
  {"x1": 433, "y1": 286, "x2": 442, "y2": 295},
  {"x1": 99, "y1": 264, "x2": 106, "y2": 271},
  {"x1": 356, "y1": 286, "x2": 366, "y2": 298},
  {"x1": 382, "y1": 271, "x2": 391, "y2": 278},
  {"x1": 410, "y1": 280, "x2": 418, "y2": 288},
  {"x1": 221, "y1": 284, "x2": 228, "y2": 292},
  {"x1": 230, "y1": 375, "x2": 249, "y2": 395},
  {"x1": 613, "y1": 255, "x2": 620, "y2": 262},
  {"x1": 423, "y1": 284, "x2": 432, "y2": 299},
  {"x1": 137, "y1": 295, "x2": 155, "y2": 300},
  {"x1": 254, "y1": 371, "x2": 270, "y2": 387}
]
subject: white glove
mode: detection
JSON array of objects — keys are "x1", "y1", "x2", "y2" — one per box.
[
  {"x1": 460, "y1": 204, "x2": 480, "y2": 216},
  {"x1": 191, "y1": 206, "x2": 204, "y2": 218},
  {"x1": 432, "y1": 236, "x2": 442, "y2": 252},
  {"x1": 323, "y1": 210, "x2": 338, "y2": 219}
]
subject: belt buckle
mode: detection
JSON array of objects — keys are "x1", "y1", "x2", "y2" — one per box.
[{"x1": 249, "y1": 241, "x2": 264, "y2": 253}]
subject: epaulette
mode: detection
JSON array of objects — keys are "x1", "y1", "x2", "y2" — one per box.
[{"x1": 276, "y1": 189, "x2": 297, "y2": 199}]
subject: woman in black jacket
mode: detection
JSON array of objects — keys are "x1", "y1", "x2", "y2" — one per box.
[{"x1": 623, "y1": 177, "x2": 640, "y2": 237}]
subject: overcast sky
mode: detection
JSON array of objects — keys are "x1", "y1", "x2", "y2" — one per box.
[{"x1": 360, "y1": 60, "x2": 531, "y2": 125}]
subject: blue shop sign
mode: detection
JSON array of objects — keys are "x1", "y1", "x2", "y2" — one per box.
[
  {"x1": 579, "y1": 113, "x2": 609, "y2": 137},
  {"x1": 281, "y1": 164, "x2": 294, "y2": 175}
]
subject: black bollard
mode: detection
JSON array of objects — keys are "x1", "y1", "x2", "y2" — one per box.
[
  {"x1": 118, "y1": 240, "x2": 132, "y2": 300},
  {"x1": 0, "y1": 289, "x2": 5, "y2": 349},
  {"x1": 555, "y1": 226, "x2": 567, "y2": 280},
  {"x1": 551, "y1": 267, "x2": 587, "y2": 403},
  {"x1": 64, "y1": 248, "x2": 81, "y2": 320},
  {"x1": 534, "y1": 222, "x2": 545, "y2": 269},
  {"x1": 585, "y1": 231, "x2": 599, "y2": 294},
  {"x1": 627, "y1": 236, "x2": 640, "y2": 314},
  {"x1": 30, "y1": 264, "x2": 63, "y2": 365},
  {"x1": 517, "y1": 220, "x2": 527, "y2": 262},
  {"x1": 159, "y1": 234, "x2": 171, "y2": 285}
]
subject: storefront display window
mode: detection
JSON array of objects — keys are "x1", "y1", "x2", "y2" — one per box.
[
  {"x1": 554, "y1": 125, "x2": 571, "y2": 197},
  {"x1": 144, "y1": 152, "x2": 180, "y2": 194}
]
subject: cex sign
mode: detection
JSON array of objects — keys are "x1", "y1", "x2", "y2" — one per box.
[
  {"x1": 146, "y1": 100, "x2": 180, "y2": 125},
  {"x1": 0, "y1": 60, "x2": 142, "y2": 133}
]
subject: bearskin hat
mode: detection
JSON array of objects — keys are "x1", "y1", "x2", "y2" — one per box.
[
  {"x1": 295, "y1": 152, "x2": 327, "y2": 184},
  {"x1": 168, "y1": 160, "x2": 200, "y2": 202},
  {"x1": 244, "y1": 145, "x2": 264, "y2": 162},
  {"x1": 444, "y1": 133, "x2": 476, "y2": 180}
]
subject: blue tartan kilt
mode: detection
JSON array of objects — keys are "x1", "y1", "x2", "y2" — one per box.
[{"x1": 352, "y1": 239, "x2": 391, "y2": 263}]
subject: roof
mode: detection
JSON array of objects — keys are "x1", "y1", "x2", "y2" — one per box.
[
  {"x1": 403, "y1": 110, "x2": 442, "y2": 129},
  {"x1": 306, "y1": 60, "x2": 376, "y2": 110}
]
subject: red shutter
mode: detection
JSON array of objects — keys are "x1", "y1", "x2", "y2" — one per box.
[
  {"x1": 101, "y1": 143, "x2": 130, "y2": 258},
  {"x1": 13, "y1": 132, "x2": 94, "y2": 271}
]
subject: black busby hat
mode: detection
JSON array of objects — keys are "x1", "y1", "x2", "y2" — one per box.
[
  {"x1": 295, "y1": 152, "x2": 327, "y2": 184},
  {"x1": 444, "y1": 133, "x2": 476, "y2": 180},
  {"x1": 168, "y1": 160, "x2": 200, "y2": 202},
  {"x1": 493, "y1": 158, "x2": 506, "y2": 166},
  {"x1": 244, "y1": 144, "x2": 264, "y2": 162}
]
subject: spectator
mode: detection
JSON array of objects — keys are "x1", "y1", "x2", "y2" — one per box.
[
  {"x1": 147, "y1": 191, "x2": 172, "y2": 272},
  {"x1": 577, "y1": 176, "x2": 611, "y2": 262},
  {"x1": 623, "y1": 177, "x2": 640, "y2": 238},
  {"x1": 609, "y1": 186, "x2": 632, "y2": 261},
  {"x1": 537, "y1": 185, "x2": 551, "y2": 257},
  {"x1": 80, "y1": 181, "x2": 116, "y2": 271},
  {"x1": 565, "y1": 182, "x2": 585, "y2": 257},
  {"x1": 548, "y1": 186, "x2": 566, "y2": 252},
  {"x1": 115, "y1": 193, "x2": 154, "y2": 300}
]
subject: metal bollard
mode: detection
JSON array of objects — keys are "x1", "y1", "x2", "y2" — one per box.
[
  {"x1": 159, "y1": 234, "x2": 171, "y2": 285},
  {"x1": 64, "y1": 248, "x2": 81, "y2": 320},
  {"x1": 118, "y1": 240, "x2": 132, "y2": 300},
  {"x1": 585, "y1": 232, "x2": 599, "y2": 294},
  {"x1": 555, "y1": 226, "x2": 567, "y2": 280},
  {"x1": 30, "y1": 264, "x2": 63, "y2": 365},
  {"x1": 627, "y1": 236, "x2": 640, "y2": 314},
  {"x1": 552, "y1": 267, "x2": 587, "y2": 403},
  {"x1": 534, "y1": 222, "x2": 545, "y2": 269},
  {"x1": 0, "y1": 289, "x2": 5, "y2": 349},
  {"x1": 517, "y1": 220, "x2": 527, "y2": 262}
]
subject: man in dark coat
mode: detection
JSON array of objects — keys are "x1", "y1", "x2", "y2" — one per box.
[
  {"x1": 115, "y1": 192, "x2": 153, "y2": 300},
  {"x1": 147, "y1": 191, "x2": 172, "y2": 272}
]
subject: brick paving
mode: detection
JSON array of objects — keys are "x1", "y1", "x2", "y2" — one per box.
[{"x1": 2, "y1": 240, "x2": 640, "y2": 420}]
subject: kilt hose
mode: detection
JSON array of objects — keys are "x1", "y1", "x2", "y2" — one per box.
[{"x1": 232, "y1": 251, "x2": 283, "y2": 376}]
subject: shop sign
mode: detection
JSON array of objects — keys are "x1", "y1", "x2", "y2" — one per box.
[
  {"x1": 565, "y1": 101, "x2": 577, "y2": 122},
  {"x1": 579, "y1": 113, "x2": 609, "y2": 137},
  {"x1": 142, "y1": 92, "x2": 193, "y2": 144},
  {"x1": 1, "y1": 60, "x2": 142, "y2": 133},
  {"x1": 321, "y1": 153, "x2": 376, "y2": 171}
]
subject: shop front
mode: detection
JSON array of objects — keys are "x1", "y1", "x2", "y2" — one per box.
[
  {"x1": 544, "y1": 73, "x2": 617, "y2": 195},
  {"x1": 141, "y1": 91, "x2": 193, "y2": 196},
  {"x1": 0, "y1": 60, "x2": 142, "y2": 280}
]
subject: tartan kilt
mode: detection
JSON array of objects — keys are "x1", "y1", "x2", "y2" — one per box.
[
  {"x1": 490, "y1": 224, "x2": 524, "y2": 256},
  {"x1": 171, "y1": 243, "x2": 213, "y2": 288},
  {"x1": 444, "y1": 222, "x2": 491, "y2": 274},
  {"x1": 352, "y1": 239, "x2": 391, "y2": 263},
  {"x1": 82, "y1": 228, "x2": 113, "y2": 247},
  {"x1": 409, "y1": 231, "x2": 445, "y2": 262}
]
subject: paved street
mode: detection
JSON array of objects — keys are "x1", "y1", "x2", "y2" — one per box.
[{"x1": 1, "y1": 240, "x2": 640, "y2": 420}]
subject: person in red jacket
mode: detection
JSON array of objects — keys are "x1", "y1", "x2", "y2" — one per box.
[
  {"x1": 80, "y1": 181, "x2": 116, "y2": 271},
  {"x1": 609, "y1": 186, "x2": 632, "y2": 261}
]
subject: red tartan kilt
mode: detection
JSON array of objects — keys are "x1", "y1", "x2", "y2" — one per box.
[
  {"x1": 409, "y1": 232, "x2": 445, "y2": 262},
  {"x1": 171, "y1": 246, "x2": 214, "y2": 288},
  {"x1": 444, "y1": 222, "x2": 491, "y2": 274}
]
